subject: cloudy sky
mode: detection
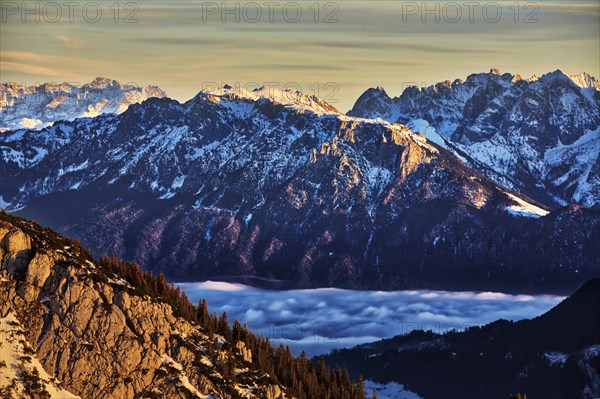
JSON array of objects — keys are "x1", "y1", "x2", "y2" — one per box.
[{"x1": 1, "y1": 0, "x2": 599, "y2": 110}]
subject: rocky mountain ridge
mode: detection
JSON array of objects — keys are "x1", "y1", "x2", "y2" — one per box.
[{"x1": 0, "y1": 212, "x2": 283, "y2": 398}]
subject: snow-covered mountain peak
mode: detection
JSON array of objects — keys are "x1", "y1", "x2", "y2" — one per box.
[
  {"x1": 356, "y1": 86, "x2": 392, "y2": 102},
  {"x1": 464, "y1": 69, "x2": 515, "y2": 86},
  {"x1": 0, "y1": 79, "x2": 167, "y2": 132},
  {"x1": 1, "y1": 82, "x2": 598, "y2": 290},
  {"x1": 84, "y1": 77, "x2": 120, "y2": 89},
  {"x1": 199, "y1": 84, "x2": 340, "y2": 115},
  {"x1": 539, "y1": 69, "x2": 572, "y2": 84},
  {"x1": 428, "y1": 80, "x2": 454, "y2": 93},
  {"x1": 37, "y1": 82, "x2": 76, "y2": 94},
  {"x1": 569, "y1": 72, "x2": 600, "y2": 90}
]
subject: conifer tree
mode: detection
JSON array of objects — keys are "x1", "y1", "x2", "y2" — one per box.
[
  {"x1": 233, "y1": 319, "x2": 243, "y2": 342},
  {"x1": 219, "y1": 312, "x2": 233, "y2": 341}
]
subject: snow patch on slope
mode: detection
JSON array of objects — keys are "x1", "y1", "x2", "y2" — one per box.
[
  {"x1": 161, "y1": 355, "x2": 209, "y2": 399},
  {"x1": 0, "y1": 311, "x2": 81, "y2": 398},
  {"x1": 505, "y1": 193, "x2": 549, "y2": 218},
  {"x1": 406, "y1": 119, "x2": 447, "y2": 149},
  {"x1": 364, "y1": 380, "x2": 423, "y2": 399},
  {"x1": 18, "y1": 118, "x2": 47, "y2": 130},
  {"x1": 544, "y1": 352, "x2": 568, "y2": 365},
  {"x1": 0, "y1": 196, "x2": 10, "y2": 209},
  {"x1": 544, "y1": 127, "x2": 600, "y2": 208}
]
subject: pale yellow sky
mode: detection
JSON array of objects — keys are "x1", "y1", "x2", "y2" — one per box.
[{"x1": 1, "y1": 0, "x2": 599, "y2": 110}]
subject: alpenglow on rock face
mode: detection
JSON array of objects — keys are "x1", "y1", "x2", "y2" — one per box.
[
  {"x1": 0, "y1": 77, "x2": 167, "y2": 132},
  {"x1": 349, "y1": 69, "x2": 600, "y2": 209},
  {"x1": 0, "y1": 84, "x2": 599, "y2": 292}
]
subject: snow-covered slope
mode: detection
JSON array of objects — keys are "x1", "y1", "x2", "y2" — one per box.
[
  {"x1": 349, "y1": 69, "x2": 600, "y2": 208},
  {"x1": 364, "y1": 380, "x2": 422, "y2": 399},
  {"x1": 0, "y1": 78, "x2": 166, "y2": 132}
]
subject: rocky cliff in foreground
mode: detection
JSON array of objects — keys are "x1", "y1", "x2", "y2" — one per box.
[{"x1": 0, "y1": 212, "x2": 363, "y2": 399}]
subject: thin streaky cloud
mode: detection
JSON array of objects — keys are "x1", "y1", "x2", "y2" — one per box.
[
  {"x1": 294, "y1": 41, "x2": 496, "y2": 54},
  {"x1": 347, "y1": 59, "x2": 442, "y2": 67},
  {"x1": 0, "y1": 62, "x2": 79, "y2": 78},
  {"x1": 129, "y1": 38, "x2": 234, "y2": 46},
  {"x1": 1, "y1": 51, "x2": 111, "y2": 67},
  {"x1": 235, "y1": 63, "x2": 354, "y2": 72},
  {"x1": 57, "y1": 35, "x2": 84, "y2": 49}
]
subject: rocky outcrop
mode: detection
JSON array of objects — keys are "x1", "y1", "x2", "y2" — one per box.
[
  {"x1": 235, "y1": 341, "x2": 252, "y2": 363},
  {"x1": 263, "y1": 385, "x2": 284, "y2": 399},
  {"x1": 0, "y1": 216, "x2": 293, "y2": 399},
  {"x1": 0, "y1": 224, "x2": 32, "y2": 275}
]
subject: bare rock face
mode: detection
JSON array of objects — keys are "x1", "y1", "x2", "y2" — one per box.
[
  {"x1": 262, "y1": 384, "x2": 284, "y2": 399},
  {"x1": 25, "y1": 252, "x2": 53, "y2": 285},
  {"x1": 18, "y1": 252, "x2": 54, "y2": 302},
  {"x1": 0, "y1": 224, "x2": 32, "y2": 275},
  {"x1": 235, "y1": 341, "x2": 252, "y2": 363},
  {"x1": 0, "y1": 217, "x2": 294, "y2": 399}
]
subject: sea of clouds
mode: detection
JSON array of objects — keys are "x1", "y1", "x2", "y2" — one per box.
[{"x1": 178, "y1": 281, "x2": 564, "y2": 356}]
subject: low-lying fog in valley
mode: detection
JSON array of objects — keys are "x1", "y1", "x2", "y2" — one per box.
[{"x1": 179, "y1": 282, "x2": 564, "y2": 356}]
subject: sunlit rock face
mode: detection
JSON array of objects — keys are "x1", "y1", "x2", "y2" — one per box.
[
  {"x1": 1, "y1": 84, "x2": 598, "y2": 292},
  {"x1": 0, "y1": 215, "x2": 292, "y2": 399}
]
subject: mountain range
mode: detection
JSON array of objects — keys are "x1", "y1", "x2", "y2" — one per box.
[
  {"x1": 349, "y1": 69, "x2": 600, "y2": 209},
  {"x1": 0, "y1": 74, "x2": 598, "y2": 292},
  {"x1": 0, "y1": 78, "x2": 166, "y2": 132}
]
